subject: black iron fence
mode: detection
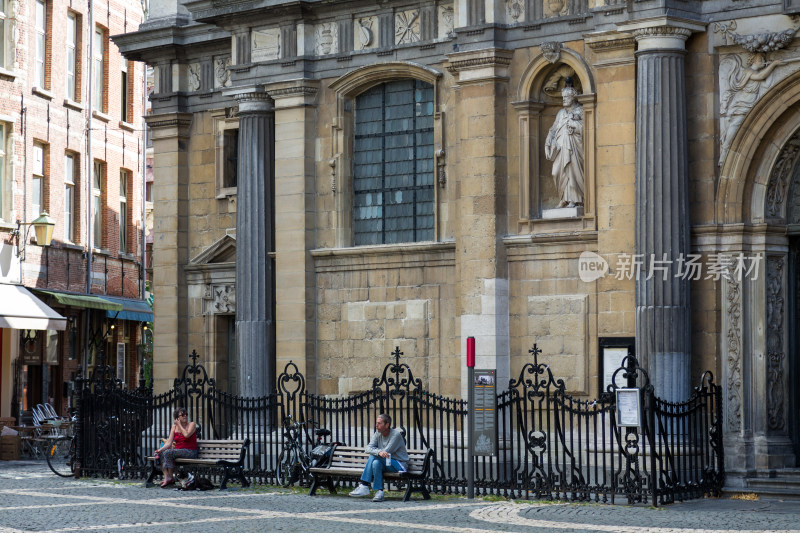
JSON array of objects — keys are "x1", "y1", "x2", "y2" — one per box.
[{"x1": 73, "y1": 345, "x2": 723, "y2": 505}]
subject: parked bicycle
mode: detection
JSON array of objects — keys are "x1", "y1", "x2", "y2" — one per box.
[
  {"x1": 45, "y1": 420, "x2": 76, "y2": 477},
  {"x1": 276, "y1": 415, "x2": 341, "y2": 487}
]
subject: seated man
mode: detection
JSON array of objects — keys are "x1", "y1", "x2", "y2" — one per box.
[{"x1": 349, "y1": 413, "x2": 408, "y2": 502}]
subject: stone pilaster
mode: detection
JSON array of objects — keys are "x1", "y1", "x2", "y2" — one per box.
[
  {"x1": 447, "y1": 48, "x2": 513, "y2": 398},
  {"x1": 144, "y1": 112, "x2": 193, "y2": 394},
  {"x1": 230, "y1": 87, "x2": 275, "y2": 398},
  {"x1": 625, "y1": 20, "x2": 702, "y2": 402},
  {"x1": 267, "y1": 80, "x2": 319, "y2": 389}
]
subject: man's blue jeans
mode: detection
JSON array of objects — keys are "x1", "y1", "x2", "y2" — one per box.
[{"x1": 360, "y1": 455, "x2": 403, "y2": 490}]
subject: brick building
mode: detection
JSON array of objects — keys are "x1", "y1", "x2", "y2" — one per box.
[
  {"x1": 0, "y1": 0, "x2": 149, "y2": 423},
  {"x1": 116, "y1": 0, "x2": 800, "y2": 487}
]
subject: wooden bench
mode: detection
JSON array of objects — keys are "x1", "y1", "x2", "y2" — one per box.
[
  {"x1": 145, "y1": 438, "x2": 250, "y2": 490},
  {"x1": 308, "y1": 444, "x2": 433, "y2": 501}
]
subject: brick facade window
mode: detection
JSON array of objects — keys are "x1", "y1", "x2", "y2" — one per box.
[
  {"x1": 65, "y1": 153, "x2": 76, "y2": 242},
  {"x1": 93, "y1": 26, "x2": 108, "y2": 113},
  {"x1": 352, "y1": 79, "x2": 435, "y2": 245},
  {"x1": 93, "y1": 160, "x2": 104, "y2": 248},
  {"x1": 119, "y1": 169, "x2": 128, "y2": 252}
]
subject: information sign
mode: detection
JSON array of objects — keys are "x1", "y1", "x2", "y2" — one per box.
[{"x1": 472, "y1": 369, "x2": 496, "y2": 456}]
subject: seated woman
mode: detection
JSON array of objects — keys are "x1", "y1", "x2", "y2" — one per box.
[{"x1": 154, "y1": 407, "x2": 198, "y2": 487}]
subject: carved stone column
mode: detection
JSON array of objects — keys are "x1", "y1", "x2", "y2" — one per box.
[
  {"x1": 627, "y1": 22, "x2": 701, "y2": 402},
  {"x1": 231, "y1": 87, "x2": 275, "y2": 398}
]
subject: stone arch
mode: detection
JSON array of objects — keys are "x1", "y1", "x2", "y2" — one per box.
[
  {"x1": 716, "y1": 69, "x2": 800, "y2": 225},
  {"x1": 514, "y1": 47, "x2": 596, "y2": 227},
  {"x1": 516, "y1": 47, "x2": 595, "y2": 102},
  {"x1": 328, "y1": 62, "x2": 444, "y2": 247}
]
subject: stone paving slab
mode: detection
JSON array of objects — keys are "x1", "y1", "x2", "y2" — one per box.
[{"x1": 0, "y1": 461, "x2": 799, "y2": 533}]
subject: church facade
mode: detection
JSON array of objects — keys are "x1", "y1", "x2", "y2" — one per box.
[{"x1": 115, "y1": 0, "x2": 800, "y2": 479}]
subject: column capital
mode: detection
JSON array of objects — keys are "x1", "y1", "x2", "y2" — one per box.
[
  {"x1": 224, "y1": 86, "x2": 273, "y2": 114},
  {"x1": 618, "y1": 17, "x2": 706, "y2": 51}
]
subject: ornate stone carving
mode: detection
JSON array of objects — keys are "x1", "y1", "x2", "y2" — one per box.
[
  {"x1": 540, "y1": 42, "x2": 562, "y2": 64},
  {"x1": 187, "y1": 63, "x2": 201, "y2": 91},
  {"x1": 251, "y1": 28, "x2": 281, "y2": 62},
  {"x1": 315, "y1": 22, "x2": 338, "y2": 55},
  {"x1": 714, "y1": 21, "x2": 798, "y2": 54},
  {"x1": 436, "y1": 149, "x2": 446, "y2": 187},
  {"x1": 204, "y1": 284, "x2": 236, "y2": 314},
  {"x1": 355, "y1": 17, "x2": 376, "y2": 50},
  {"x1": 542, "y1": 65, "x2": 579, "y2": 97},
  {"x1": 395, "y1": 9, "x2": 421, "y2": 45},
  {"x1": 766, "y1": 134, "x2": 800, "y2": 219},
  {"x1": 438, "y1": 4, "x2": 454, "y2": 39},
  {"x1": 506, "y1": 0, "x2": 524, "y2": 22},
  {"x1": 633, "y1": 26, "x2": 692, "y2": 41},
  {"x1": 545, "y1": 80, "x2": 584, "y2": 208},
  {"x1": 715, "y1": 21, "x2": 800, "y2": 165},
  {"x1": 214, "y1": 56, "x2": 232, "y2": 88},
  {"x1": 766, "y1": 255, "x2": 786, "y2": 432},
  {"x1": 788, "y1": 158, "x2": 800, "y2": 225},
  {"x1": 725, "y1": 275, "x2": 742, "y2": 432}
]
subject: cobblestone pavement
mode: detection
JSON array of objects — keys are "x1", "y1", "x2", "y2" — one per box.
[{"x1": 1, "y1": 461, "x2": 799, "y2": 533}]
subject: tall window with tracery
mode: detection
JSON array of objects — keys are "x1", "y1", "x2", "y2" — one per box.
[{"x1": 352, "y1": 79, "x2": 434, "y2": 246}]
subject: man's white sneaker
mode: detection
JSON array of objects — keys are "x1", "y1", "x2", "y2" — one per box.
[
  {"x1": 372, "y1": 490, "x2": 384, "y2": 502},
  {"x1": 349, "y1": 484, "x2": 370, "y2": 497}
]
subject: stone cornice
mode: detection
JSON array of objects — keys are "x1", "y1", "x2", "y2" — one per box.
[
  {"x1": 586, "y1": 36, "x2": 636, "y2": 52},
  {"x1": 446, "y1": 49, "x2": 514, "y2": 74},
  {"x1": 144, "y1": 113, "x2": 193, "y2": 131}
]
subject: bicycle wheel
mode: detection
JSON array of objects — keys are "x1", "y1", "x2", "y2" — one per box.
[
  {"x1": 276, "y1": 448, "x2": 294, "y2": 487},
  {"x1": 46, "y1": 437, "x2": 76, "y2": 478}
]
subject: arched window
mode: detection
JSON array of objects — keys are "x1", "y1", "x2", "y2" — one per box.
[{"x1": 352, "y1": 79, "x2": 434, "y2": 245}]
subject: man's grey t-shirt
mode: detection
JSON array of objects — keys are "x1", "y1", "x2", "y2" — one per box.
[{"x1": 365, "y1": 428, "x2": 409, "y2": 470}]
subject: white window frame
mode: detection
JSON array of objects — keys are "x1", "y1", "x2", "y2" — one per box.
[
  {"x1": 0, "y1": 122, "x2": 7, "y2": 222},
  {"x1": 35, "y1": 0, "x2": 46, "y2": 88},
  {"x1": 93, "y1": 26, "x2": 105, "y2": 112},
  {"x1": 119, "y1": 169, "x2": 128, "y2": 252},
  {"x1": 93, "y1": 160, "x2": 103, "y2": 249},
  {"x1": 0, "y1": 0, "x2": 8, "y2": 70},
  {"x1": 32, "y1": 142, "x2": 44, "y2": 219},
  {"x1": 66, "y1": 12, "x2": 77, "y2": 100},
  {"x1": 65, "y1": 153, "x2": 75, "y2": 242}
]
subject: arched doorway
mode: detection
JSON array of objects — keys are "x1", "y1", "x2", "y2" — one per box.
[{"x1": 715, "y1": 71, "x2": 800, "y2": 471}]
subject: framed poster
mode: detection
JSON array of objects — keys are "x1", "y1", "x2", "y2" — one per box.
[
  {"x1": 615, "y1": 388, "x2": 642, "y2": 427},
  {"x1": 599, "y1": 337, "x2": 635, "y2": 392}
]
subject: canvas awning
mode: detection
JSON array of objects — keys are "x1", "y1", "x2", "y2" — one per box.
[
  {"x1": 102, "y1": 295, "x2": 153, "y2": 322},
  {"x1": 36, "y1": 290, "x2": 123, "y2": 311},
  {"x1": 0, "y1": 284, "x2": 67, "y2": 330}
]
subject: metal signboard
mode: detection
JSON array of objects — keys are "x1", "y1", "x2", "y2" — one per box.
[{"x1": 472, "y1": 369, "x2": 496, "y2": 456}]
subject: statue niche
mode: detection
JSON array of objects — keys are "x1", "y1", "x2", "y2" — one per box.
[{"x1": 540, "y1": 72, "x2": 585, "y2": 216}]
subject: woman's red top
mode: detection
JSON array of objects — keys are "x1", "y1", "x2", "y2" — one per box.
[{"x1": 174, "y1": 430, "x2": 198, "y2": 450}]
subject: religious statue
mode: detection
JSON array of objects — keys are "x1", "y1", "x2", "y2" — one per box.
[{"x1": 545, "y1": 79, "x2": 584, "y2": 208}]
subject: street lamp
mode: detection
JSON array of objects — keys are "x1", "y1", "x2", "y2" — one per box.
[{"x1": 12, "y1": 212, "x2": 55, "y2": 260}]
